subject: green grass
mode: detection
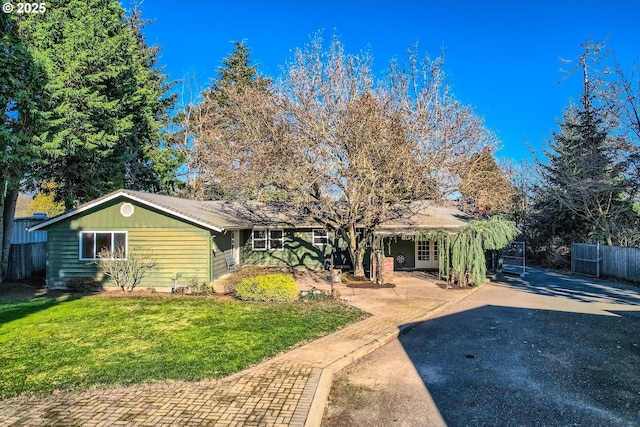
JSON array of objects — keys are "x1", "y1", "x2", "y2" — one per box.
[{"x1": 0, "y1": 293, "x2": 368, "y2": 399}]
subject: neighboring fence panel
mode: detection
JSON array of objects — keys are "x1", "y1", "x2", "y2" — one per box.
[
  {"x1": 7, "y1": 216, "x2": 48, "y2": 280},
  {"x1": 571, "y1": 243, "x2": 599, "y2": 278},
  {"x1": 8, "y1": 242, "x2": 46, "y2": 280},
  {"x1": 572, "y1": 243, "x2": 640, "y2": 283}
]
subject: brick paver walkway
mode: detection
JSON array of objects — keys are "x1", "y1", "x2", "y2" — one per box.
[
  {"x1": 1, "y1": 362, "x2": 319, "y2": 427},
  {"x1": 0, "y1": 273, "x2": 476, "y2": 426}
]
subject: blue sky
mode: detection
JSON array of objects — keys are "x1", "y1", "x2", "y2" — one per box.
[{"x1": 127, "y1": 0, "x2": 640, "y2": 163}]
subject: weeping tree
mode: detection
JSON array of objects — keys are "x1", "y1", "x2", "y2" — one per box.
[
  {"x1": 385, "y1": 217, "x2": 519, "y2": 287},
  {"x1": 440, "y1": 217, "x2": 519, "y2": 286}
]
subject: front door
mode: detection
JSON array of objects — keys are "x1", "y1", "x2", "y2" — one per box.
[{"x1": 415, "y1": 239, "x2": 438, "y2": 269}]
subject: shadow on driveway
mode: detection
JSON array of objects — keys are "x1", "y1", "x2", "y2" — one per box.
[
  {"x1": 398, "y1": 270, "x2": 640, "y2": 426},
  {"x1": 495, "y1": 267, "x2": 640, "y2": 306}
]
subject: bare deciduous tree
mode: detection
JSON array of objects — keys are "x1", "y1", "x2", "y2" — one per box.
[
  {"x1": 458, "y1": 148, "x2": 516, "y2": 217},
  {"x1": 190, "y1": 34, "x2": 501, "y2": 277},
  {"x1": 95, "y1": 248, "x2": 156, "y2": 292}
]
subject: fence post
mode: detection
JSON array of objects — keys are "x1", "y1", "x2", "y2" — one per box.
[
  {"x1": 596, "y1": 242, "x2": 600, "y2": 279},
  {"x1": 521, "y1": 241, "x2": 526, "y2": 278}
]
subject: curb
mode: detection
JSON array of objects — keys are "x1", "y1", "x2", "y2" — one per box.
[
  {"x1": 304, "y1": 325, "x2": 402, "y2": 427},
  {"x1": 304, "y1": 284, "x2": 483, "y2": 426}
]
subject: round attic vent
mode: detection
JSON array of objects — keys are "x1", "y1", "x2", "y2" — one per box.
[{"x1": 120, "y1": 203, "x2": 134, "y2": 217}]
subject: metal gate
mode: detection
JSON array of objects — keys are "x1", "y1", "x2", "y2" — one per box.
[
  {"x1": 571, "y1": 242, "x2": 600, "y2": 278},
  {"x1": 503, "y1": 241, "x2": 526, "y2": 277}
]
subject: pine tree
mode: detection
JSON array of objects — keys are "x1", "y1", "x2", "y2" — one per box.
[
  {"x1": 535, "y1": 59, "x2": 635, "y2": 249},
  {"x1": 185, "y1": 40, "x2": 273, "y2": 200},
  {"x1": 18, "y1": 0, "x2": 180, "y2": 208}
]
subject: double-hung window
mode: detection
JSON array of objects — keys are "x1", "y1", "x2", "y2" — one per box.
[
  {"x1": 80, "y1": 231, "x2": 127, "y2": 260},
  {"x1": 312, "y1": 229, "x2": 329, "y2": 245},
  {"x1": 252, "y1": 229, "x2": 284, "y2": 251}
]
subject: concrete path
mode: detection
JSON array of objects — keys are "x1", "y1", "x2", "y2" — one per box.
[{"x1": 0, "y1": 272, "x2": 477, "y2": 427}]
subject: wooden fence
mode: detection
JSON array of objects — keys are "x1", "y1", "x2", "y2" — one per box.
[
  {"x1": 7, "y1": 215, "x2": 48, "y2": 280},
  {"x1": 8, "y1": 242, "x2": 46, "y2": 280},
  {"x1": 571, "y1": 243, "x2": 640, "y2": 283}
]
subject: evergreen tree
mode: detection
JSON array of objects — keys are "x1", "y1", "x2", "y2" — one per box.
[
  {"x1": 122, "y1": 6, "x2": 182, "y2": 193},
  {"x1": 18, "y1": 0, "x2": 180, "y2": 208},
  {"x1": 185, "y1": 40, "x2": 272, "y2": 200},
  {"x1": 208, "y1": 40, "x2": 271, "y2": 104},
  {"x1": 535, "y1": 60, "x2": 636, "y2": 251},
  {"x1": 0, "y1": 13, "x2": 48, "y2": 283}
]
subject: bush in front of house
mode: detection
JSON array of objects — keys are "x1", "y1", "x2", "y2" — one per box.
[{"x1": 235, "y1": 274, "x2": 297, "y2": 302}]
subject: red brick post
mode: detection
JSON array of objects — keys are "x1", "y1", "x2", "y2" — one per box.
[{"x1": 371, "y1": 256, "x2": 394, "y2": 283}]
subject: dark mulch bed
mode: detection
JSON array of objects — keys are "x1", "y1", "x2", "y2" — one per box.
[
  {"x1": 345, "y1": 282, "x2": 396, "y2": 289},
  {"x1": 342, "y1": 273, "x2": 395, "y2": 288}
]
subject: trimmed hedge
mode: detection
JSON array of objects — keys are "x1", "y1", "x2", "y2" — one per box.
[{"x1": 235, "y1": 274, "x2": 298, "y2": 302}]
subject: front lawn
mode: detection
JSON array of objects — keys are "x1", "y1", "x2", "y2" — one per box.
[{"x1": 0, "y1": 293, "x2": 367, "y2": 399}]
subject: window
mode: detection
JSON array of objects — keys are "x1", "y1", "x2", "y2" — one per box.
[
  {"x1": 80, "y1": 231, "x2": 127, "y2": 260},
  {"x1": 252, "y1": 229, "x2": 284, "y2": 251},
  {"x1": 433, "y1": 240, "x2": 438, "y2": 261},
  {"x1": 313, "y1": 229, "x2": 329, "y2": 245},
  {"x1": 417, "y1": 240, "x2": 430, "y2": 261},
  {"x1": 252, "y1": 230, "x2": 267, "y2": 250},
  {"x1": 269, "y1": 230, "x2": 284, "y2": 249}
]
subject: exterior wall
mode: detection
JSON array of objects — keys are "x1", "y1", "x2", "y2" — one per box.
[
  {"x1": 211, "y1": 231, "x2": 233, "y2": 280},
  {"x1": 45, "y1": 198, "x2": 212, "y2": 290},
  {"x1": 385, "y1": 237, "x2": 417, "y2": 270},
  {"x1": 240, "y1": 228, "x2": 331, "y2": 270}
]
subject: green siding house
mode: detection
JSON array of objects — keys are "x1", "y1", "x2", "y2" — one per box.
[
  {"x1": 30, "y1": 190, "x2": 334, "y2": 290},
  {"x1": 30, "y1": 190, "x2": 469, "y2": 291}
]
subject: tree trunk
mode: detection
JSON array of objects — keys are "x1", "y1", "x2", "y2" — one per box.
[
  {"x1": 343, "y1": 224, "x2": 368, "y2": 278},
  {"x1": 0, "y1": 190, "x2": 18, "y2": 285},
  {"x1": 353, "y1": 249, "x2": 366, "y2": 278}
]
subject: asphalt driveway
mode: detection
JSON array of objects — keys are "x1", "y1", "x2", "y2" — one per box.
[{"x1": 324, "y1": 267, "x2": 640, "y2": 426}]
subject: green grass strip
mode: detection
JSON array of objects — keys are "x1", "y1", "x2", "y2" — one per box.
[{"x1": 0, "y1": 294, "x2": 367, "y2": 399}]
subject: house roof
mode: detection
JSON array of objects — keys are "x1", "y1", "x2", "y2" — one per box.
[
  {"x1": 29, "y1": 189, "x2": 470, "y2": 233},
  {"x1": 375, "y1": 200, "x2": 471, "y2": 234}
]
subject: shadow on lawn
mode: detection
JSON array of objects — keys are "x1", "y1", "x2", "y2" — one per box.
[{"x1": 0, "y1": 277, "x2": 81, "y2": 325}]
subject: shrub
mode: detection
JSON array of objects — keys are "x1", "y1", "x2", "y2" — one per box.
[
  {"x1": 299, "y1": 286, "x2": 331, "y2": 302},
  {"x1": 94, "y1": 247, "x2": 156, "y2": 292},
  {"x1": 174, "y1": 277, "x2": 215, "y2": 295},
  {"x1": 235, "y1": 274, "x2": 297, "y2": 302},
  {"x1": 66, "y1": 276, "x2": 99, "y2": 293}
]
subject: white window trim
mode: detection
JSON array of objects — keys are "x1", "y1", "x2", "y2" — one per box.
[
  {"x1": 312, "y1": 229, "x2": 329, "y2": 246},
  {"x1": 79, "y1": 231, "x2": 128, "y2": 261},
  {"x1": 251, "y1": 229, "x2": 284, "y2": 251},
  {"x1": 252, "y1": 229, "x2": 268, "y2": 251},
  {"x1": 268, "y1": 229, "x2": 284, "y2": 250}
]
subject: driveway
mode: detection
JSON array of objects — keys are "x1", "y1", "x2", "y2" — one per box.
[{"x1": 323, "y1": 267, "x2": 640, "y2": 426}]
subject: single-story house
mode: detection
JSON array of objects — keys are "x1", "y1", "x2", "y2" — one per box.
[{"x1": 29, "y1": 189, "x2": 470, "y2": 290}]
